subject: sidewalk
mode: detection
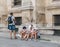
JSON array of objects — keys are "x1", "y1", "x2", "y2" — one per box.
[
  {"x1": 41, "y1": 34, "x2": 60, "y2": 44},
  {"x1": 0, "y1": 30, "x2": 60, "y2": 44}
]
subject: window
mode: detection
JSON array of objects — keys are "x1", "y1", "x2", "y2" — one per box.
[
  {"x1": 15, "y1": 17, "x2": 22, "y2": 25},
  {"x1": 54, "y1": 15, "x2": 60, "y2": 26},
  {"x1": 54, "y1": 30, "x2": 60, "y2": 35},
  {"x1": 53, "y1": 0, "x2": 60, "y2": 1},
  {"x1": 14, "y1": 0, "x2": 22, "y2": 6}
]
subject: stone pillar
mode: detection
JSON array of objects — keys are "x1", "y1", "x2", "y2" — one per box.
[
  {"x1": 36, "y1": 0, "x2": 45, "y2": 25},
  {"x1": 45, "y1": 10, "x2": 53, "y2": 27},
  {"x1": 22, "y1": 10, "x2": 33, "y2": 24}
]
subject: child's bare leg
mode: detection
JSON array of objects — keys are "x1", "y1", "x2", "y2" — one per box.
[
  {"x1": 26, "y1": 34, "x2": 29, "y2": 39},
  {"x1": 31, "y1": 33, "x2": 33, "y2": 39},
  {"x1": 20, "y1": 32, "x2": 23, "y2": 39},
  {"x1": 34, "y1": 32, "x2": 37, "y2": 40}
]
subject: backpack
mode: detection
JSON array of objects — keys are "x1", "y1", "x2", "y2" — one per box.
[
  {"x1": 37, "y1": 35, "x2": 40, "y2": 39},
  {"x1": 8, "y1": 16, "x2": 13, "y2": 24}
]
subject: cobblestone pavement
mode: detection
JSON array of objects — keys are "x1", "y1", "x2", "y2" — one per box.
[{"x1": 0, "y1": 32, "x2": 60, "y2": 47}]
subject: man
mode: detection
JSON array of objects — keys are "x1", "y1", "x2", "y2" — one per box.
[{"x1": 8, "y1": 13, "x2": 17, "y2": 39}]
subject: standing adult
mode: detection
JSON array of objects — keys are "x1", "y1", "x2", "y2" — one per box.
[{"x1": 8, "y1": 13, "x2": 17, "y2": 39}]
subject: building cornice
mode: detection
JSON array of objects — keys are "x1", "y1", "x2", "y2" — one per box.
[
  {"x1": 22, "y1": 5, "x2": 33, "y2": 10},
  {"x1": 46, "y1": 5, "x2": 60, "y2": 10},
  {"x1": 9, "y1": 5, "x2": 33, "y2": 13}
]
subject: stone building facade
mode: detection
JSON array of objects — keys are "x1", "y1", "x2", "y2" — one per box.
[
  {"x1": 0, "y1": 0, "x2": 60, "y2": 35},
  {"x1": 0, "y1": 0, "x2": 34, "y2": 26},
  {"x1": 36, "y1": 0, "x2": 60, "y2": 35}
]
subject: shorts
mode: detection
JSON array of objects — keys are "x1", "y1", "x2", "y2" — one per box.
[{"x1": 8, "y1": 25, "x2": 15, "y2": 30}]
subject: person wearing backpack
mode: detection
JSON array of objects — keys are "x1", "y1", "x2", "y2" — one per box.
[{"x1": 8, "y1": 13, "x2": 17, "y2": 39}]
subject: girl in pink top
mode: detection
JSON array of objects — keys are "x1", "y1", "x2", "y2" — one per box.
[{"x1": 30, "y1": 25, "x2": 37, "y2": 40}]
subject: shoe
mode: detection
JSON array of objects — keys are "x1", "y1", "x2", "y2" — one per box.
[
  {"x1": 29, "y1": 39, "x2": 32, "y2": 40},
  {"x1": 10, "y1": 37, "x2": 12, "y2": 39},
  {"x1": 25, "y1": 39, "x2": 28, "y2": 41},
  {"x1": 14, "y1": 37, "x2": 17, "y2": 39},
  {"x1": 21, "y1": 38, "x2": 24, "y2": 40}
]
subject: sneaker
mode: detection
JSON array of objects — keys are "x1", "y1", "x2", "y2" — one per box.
[
  {"x1": 25, "y1": 39, "x2": 28, "y2": 41},
  {"x1": 29, "y1": 39, "x2": 32, "y2": 40},
  {"x1": 10, "y1": 37, "x2": 12, "y2": 39},
  {"x1": 14, "y1": 37, "x2": 17, "y2": 39}
]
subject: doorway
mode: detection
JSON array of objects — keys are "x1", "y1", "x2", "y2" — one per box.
[
  {"x1": 54, "y1": 15, "x2": 60, "y2": 26},
  {"x1": 15, "y1": 17, "x2": 22, "y2": 25},
  {"x1": 53, "y1": 15, "x2": 60, "y2": 35}
]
